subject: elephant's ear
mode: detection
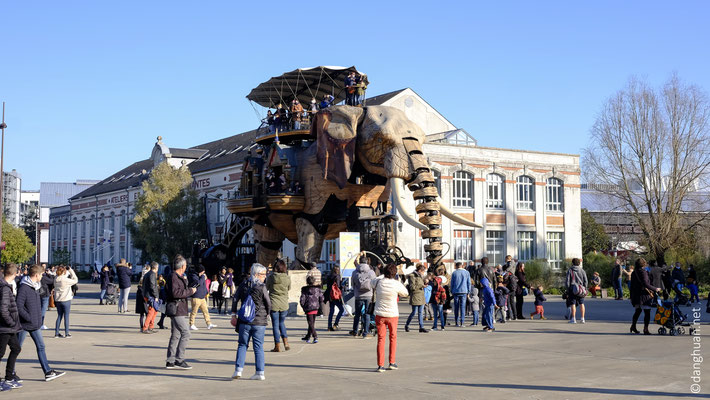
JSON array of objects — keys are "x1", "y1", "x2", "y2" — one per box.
[{"x1": 313, "y1": 106, "x2": 364, "y2": 189}]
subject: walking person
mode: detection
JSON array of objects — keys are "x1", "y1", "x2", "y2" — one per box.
[
  {"x1": 157, "y1": 268, "x2": 170, "y2": 330},
  {"x1": 350, "y1": 253, "x2": 376, "y2": 338},
  {"x1": 450, "y1": 262, "x2": 471, "y2": 327},
  {"x1": 99, "y1": 265, "x2": 111, "y2": 305},
  {"x1": 468, "y1": 287, "x2": 480, "y2": 326},
  {"x1": 135, "y1": 272, "x2": 147, "y2": 332},
  {"x1": 142, "y1": 262, "x2": 160, "y2": 334},
  {"x1": 514, "y1": 262, "x2": 530, "y2": 319},
  {"x1": 53, "y1": 266, "x2": 78, "y2": 338},
  {"x1": 480, "y1": 277, "x2": 497, "y2": 332},
  {"x1": 0, "y1": 264, "x2": 22, "y2": 390},
  {"x1": 565, "y1": 258, "x2": 588, "y2": 324},
  {"x1": 300, "y1": 276, "x2": 324, "y2": 344},
  {"x1": 612, "y1": 259, "x2": 624, "y2": 300},
  {"x1": 404, "y1": 263, "x2": 428, "y2": 333},
  {"x1": 325, "y1": 266, "x2": 344, "y2": 332},
  {"x1": 529, "y1": 286, "x2": 547, "y2": 319},
  {"x1": 430, "y1": 273, "x2": 447, "y2": 331},
  {"x1": 494, "y1": 276, "x2": 510, "y2": 323},
  {"x1": 231, "y1": 263, "x2": 271, "y2": 381},
  {"x1": 502, "y1": 263, "x2": 518, "y2": 320},
  {"x1": 116, "y1": 259, "x2": 132, "y2": 313},
  {"x1": 189, "y1": 265, "x2": 216, "y2": 331},
  {"x1": 39, "y1": 267, "x2": 54, "y2": 330},
  {"x1": 423, "y1": 276, "x2": 433, "y2": 321},
  {"x1": 16, "y1": 264, "x2": 66, "y2": 382},
  {"x1": 165, "y1": 255, "x2": 196, "y2": 370},
  {"x1": 373, "y1": 264, "x2": 409, "y2": 372},
  {"x1": 266, "y1": 260, "x2": 290, "y2": 352},
  {"x1": 630, "y1": 258, "x2": 662, "y2": 334}
]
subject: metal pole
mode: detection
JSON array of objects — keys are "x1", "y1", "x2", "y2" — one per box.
[{"x1": 0, "y1": 102, "x2": 5, "y2": 255}]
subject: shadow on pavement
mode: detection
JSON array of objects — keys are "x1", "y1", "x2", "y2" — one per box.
[{"x1": 429, "y1": 382, "x2": 710, "y2": 398}]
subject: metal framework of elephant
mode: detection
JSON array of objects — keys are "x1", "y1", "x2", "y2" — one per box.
[{"x1": 242, "y1": 105, "x2": 482, "y2": 270}]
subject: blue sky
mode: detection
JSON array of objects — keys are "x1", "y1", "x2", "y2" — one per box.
[{"x1": 3, "y1": 1, "x2": 709, "y2": 189}]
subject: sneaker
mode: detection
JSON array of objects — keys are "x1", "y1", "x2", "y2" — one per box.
[
  {"x1": 404, "y1": 326, "x2": 410, "y2": 332},
  {"x1": 388, "y1": 363, "x2": 398, "y2": 370},
  {"x1": 580, "y1": 319, "x2": 586, "y2": 324},
  {"x1": 41, "y1": 325, "x2": 48, "y2": 330},
  {"x1": 44, "y1": 370, "x2": 66, "y2": 382},
  {"x1": 8, "y1": 374, "x2": 21, "y2": 383},
  {"x1": 419, "y1": 328, "x2": 429, "y2": 333},
  {"x1": 231, "y1": 370, "x2": 242, "y2": 380},
  {"x1": 54, "y1": 333, "x2": 64, "y2": 339},
  {"x1": 333, "y1": 324, "x2": 339, "y2": 331},
  {"x1": 166, "y1": 362, "x2": 177, "y2": 369},
  {"x1": 5, "y1": 380, "x2": 21, "y2": 389},
  {"x1": 348, "y1": 331, "x2": 357, "y2": 337},
  {"x1": 301, "y1": 336, "x2": 309, "y2": 341},
  {"x1": 174, "y1": 361, "x2": 192, "y2": 370},
  {"x1": 142, "y1": 330, "x2": 152, "y2": 334},
  {"x1": 568, "y1": 319, "x2": 576, "y2": 324},
  {"x1": 249, "y1": 373, "x2": 265, "y2": 381},
  {"x1": 65, "y1": 334, "x2": 72, "y2": 339},
  {"x1": 540, "y1": 316, "x2": 547, "y2": 320},
  {"x1": 207, "y1": 324, "x2": 217, "y2": 330},
  {"x1": 375, "y1": 366, "x2": 386, "y2": 373},
  {"x1": 313, "y1": 338, "x2": 319, "y2": 344},
  {"x1": 190, "y1": 325, "x2": 199, "y2": 331},
  {"x1": 0, "y1": 381, "x2": 12, "y2": 391}
]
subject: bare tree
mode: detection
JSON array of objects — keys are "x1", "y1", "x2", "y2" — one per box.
[{"x1": 584, "y1": 74, "x2": 710, "y2": 263}]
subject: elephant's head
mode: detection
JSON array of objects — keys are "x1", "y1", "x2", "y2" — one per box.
[{"x1": 311, "y1": 105, "x2": 482, "y2": 267}]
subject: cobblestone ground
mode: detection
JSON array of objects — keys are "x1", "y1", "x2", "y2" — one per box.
[{"x1": 9, "y1": 283, "x2": 709, "y2": 399}]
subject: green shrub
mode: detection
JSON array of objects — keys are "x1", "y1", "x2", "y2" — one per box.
[
  {"x1": 525, "y1": 259, "x2": 559, "y2": 289},
  {"x1": 583, "y1": 252, "x2": 616, "y2": 287}
]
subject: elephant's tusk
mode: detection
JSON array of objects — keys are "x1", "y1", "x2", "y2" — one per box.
[
  {"x1": 390, "y1": 178, "x2": 428, "y2": 231},
  {"x1": 437, "y1": 197, "x2": 484, "y2": 228}
]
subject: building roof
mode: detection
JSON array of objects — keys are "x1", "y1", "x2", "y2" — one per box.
[
  {"x1": 168, "y1": 148, "x2": 207, "y2": 159},
  {"x1": 581, "y1": 188, "x2": 710, "y2": 213},
  {"x1": 364, "y1": 88, "x2": 408, "y2": 106},
  {"x1": 40, "y1": 181, "x2": 99, "y2": 207}
]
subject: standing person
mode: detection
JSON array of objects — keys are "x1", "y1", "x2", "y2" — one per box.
[
  {"x1": 649, "y1": 261, "x2": 670, "y2": 300},
  {"x1": 624, "y1": 263, "x2": 634, "y2": 293},
  {"x1": 165, "y1": 255, "x2": 196, "y2": 370},
  {"x1": 99, "y1": 265, "x2": 111, "y2": 305},
  {"x1": 116, "y1": 259, "x2": 132, "y2": 313},
  {"x1": 135, "y1": 272, "x2": 147, "y2": 332},
  {"x1": 209, "y1": 275, "x2": 220, "y2": 310},
  {"x1": 16, "y1": 264, "x2": 66, "y2": 382},
  {"x1": 468, "y1": 287, "x2": 480, "y2": 326},
  {"x1": 39, "y1": 267, "x2": 54, "y2": 330},
  {"x1": 423, "y1": 276, "x2": 433, "y2": 321},
  {"x1": 215, "y1": 268, "x2": 227, "y2": 314},
  {"x1": 630, "y1": 258, "x2": 661, "y2": 334},
  {"x1": 612, "y1": 259, "x2": 624, "y2": 300},
  {"x1": 474, "y1": 257, "x2": 496, "y2": 291},
  {"x1": 430, "y1": 273, "x2": 447, "y2": 331},
  {"x1": 53, "y1": 266, "x2": 78, "y2": 338},
  {"x1": 514, "y1": 262, "x2": 530, "y2": 320},
  {"x1": 480, "y1": 277, "x2": 496, "y2": 332},
  {"x1": 223, "y1": 268, "x2": 235, "y2": 314},
  {"x1": 450, "y1": 262, "x2": 471, "y2": 327},
  {"x1": 529, "y1": 286, "x2": 547, "y2": 319},
  {"x1": 306, "y1": 262, "x2": 322, "y2": 288},
  {"x1": 502, "y1": 263, "x2": 518, "y2": 320},
  {"x1": 404, "y1": 263, "x2": 428, "y2": 333},
  {"x1": 142, "y1": 262, "x2": 160, "y2": 334},
  {"x1": 345, "y1": 71, "x2": 357, "y2": 105},
  {"x1": 266, "y1": 260, "x2": 291, "y2": 352},
  {"x1": 156, "y1": 269, "x2": 170, "y2": 330},
  {"x1": 231, "y1": 263, "x2": 271, "y2": 381},
  {"x1": 350, "y1": 253, "x2": 376, "y2": 338},
  {"x1": 687, "y1": 265, "x2": 699, "y2": 303},
  {"x1": 325, "y1": 266, "x2": 344, "y2": 332},
  {"x1": 565, "y1": 258, "x2": 588, "y2": 324},
  {"x1": 494, "y1": 276, "x2": 509, "y2": 323},
  {"x1": 189, "y1": 265, "x2": 216, "y2": 331},
  {"x1": 589, "y1": 272, "x2": 602, "y2": 298},
  {"x1": 300, "y1": 276, "x2": 324, "y2": 344},
  {"x1": 671, "y1": 262, "x2": 686, "y2": 303},
  {"x1": 373, "y1": 264, "x2": 409, "y2": 372},
  {"x1": 0, "y1": 265, "x2": 22, "y2": 390}
]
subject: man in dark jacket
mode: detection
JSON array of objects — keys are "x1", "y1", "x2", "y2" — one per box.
[
  {"x1": 39, "y1": 265, "x2": 54, "y2": 329},
  {"x1": 188, "y1": 265, "x2": 215, "y2": 331},
  {"x1": 0, "y1": 264, "x2": 22, "y2": 389},
  {"x1": 16, "y1": 265, "x2": 66, "y2": 382},
  {"x1": 474, "y1": 257, "x2": 496, "y2": 290},
  {"x1": 612, "y1": 259, "x2": 623, "y2": 300},
  {"x1": 165, "y1": 255, "x2": 196, "y2": 370},
  {"x1": 350, "y1": 253, "x2": 376, "y2": 338},
  {"x1": 502, "y1": 263, "x2": 518, "y2": 321},
  {"x1": 141, "y1": 262, "x2": 160, "y2": 333},
  {"x1": 116, "y1": 259, "x2": 132, "y2": 313}
]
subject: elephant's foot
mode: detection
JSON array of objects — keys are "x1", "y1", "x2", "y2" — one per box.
[
  {"x1": 295, "y1": 217, "x2": 325, "y2": 266},
  {"x1": 256, "y1": 242, "x2": 281, "y2": 268}
]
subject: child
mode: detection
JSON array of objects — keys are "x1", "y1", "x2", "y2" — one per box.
[
  {"x1": 0, "y1": 264, "x2": 22, "y2": 390},
  {"x1": 494, "y1": 276, "x2": 510, "y2": 324},
  {"x1": 469, "y1": 287, "x2": 480, "y2": 326},
  {"x1": 423, "y1": 277, "x2": 433, "y2": 321},
  {"x1": 480, "y1": 277, "x2": 496, "y2": 332},
  {"x1": 589, "y1": 272, "x2": 601, "y2": 298},
  {"x1": 530, "y1": 286, "x2": 547, "y2": 320},
  {"x1": 687, "y1": 276, "x2": 699, "y2": 304},
  {"x1": 300, "y1": 276, "x2": 324, "y2": 343},
  {"x1": 209, "y1": 275, "x2": 220, "y2": 309}
]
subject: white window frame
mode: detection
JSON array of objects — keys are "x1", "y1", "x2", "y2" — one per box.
[
  {"x1": 485, "y1": 173, "x2": 505, "y2": 209},
  {"x1": 516, "y1": 176, "x2": 535, "y2": 210},
  {"x1": 432, "y1": 170, "x2": 441, "y2": 195},
  {"x1": 453, "y1": 230, "x2": 475, "y2": 261},
  {"x1": 546, "y1": 178, "x2": 564, "y2": 212},
  {"x1": 546, "y1": 232, "x2": 563, "y2": 270},
  {"x1": 486, "y1": 231, "x2": 506, "y2": 266},
  {"x1": 452, "y1": 171, "x2": 473, "y2": 208},
  {"x1": 516, "y1": 231, "x2": 536, "y2": 261}
]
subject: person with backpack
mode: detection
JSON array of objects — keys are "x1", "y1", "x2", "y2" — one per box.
[
  {"x1": 0, "y1": 264, "x2": 22, "y2": 390},
  {"x1": 231, "y1": 263, "x2": 271, "y2": 381},
  {"x1": 565, "y1": 258, "x2": 588, "y2": 324},
  {"x1": 430, "y1": 273, "x2": 447, "y2": 331},
  {"x1": 267, "y1": 260, "x2": 291, "y2": 352},
  {"x1": 350, "y1": 253, "x2": 376, "y2": 338},
  {"x1": 300, "y1": 276, "x2": 324, "y2": 343},
  {"x1": 373, "y1": 264, "x2": 409, "y2": 372},
  {"x1": 325, "y1": 266, "x2": 344, "y2": 332},
  {"x1": 404, "y1": 263, "x2": 428, "y2": 333},
  {"x1": 164, "y1": 255, "x2": 196, "y2": 370},
  {"x1": 188, "y1": 265, "x2": 216, "y2": 331}
]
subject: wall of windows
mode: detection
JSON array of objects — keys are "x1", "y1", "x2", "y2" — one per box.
[
  {"x1": 546, "y1": 232, "x2": 563, "y2": 270},
  {"x1": 453, "y1": 230, "x2": 474, "y2": 261},
  {"x1": 485, "y1": 231, "x2": 505, "y2": 266},
  {"x1": 516, "y1": 232, "x2": 536, "y2": 261},
  {"x1": 516, "y1": 176, "x2": 534, "y2": 210},
  {"x1": 485, "y1": 174, "x2": 504, "y2": 209},
  {"x1": 452, "y1": 171, "x2": 473, "y2": 208},
  {"x1": 546, "y1": 178, "x2": 563, "y2": 211}
]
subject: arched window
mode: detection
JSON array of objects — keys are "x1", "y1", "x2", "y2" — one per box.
[
  {"x1": 81, "y1": 217, "x2": 86, "y2": 238},
  {"x1": 452, "y1": 171, "x2": 473, "y2": 208},
  {"x1": 546, "y1": 178, "x2": 564, "y2": 211},
  {"x1": 120, "y1": 211, "x2": 126, "y2": 234},
  {"x1": 485, "y1": 174, "x2": 504, "y2": 209},
  {"x1": 99, "y1": 214, "x2": 105, "y2": 234},
  {"x1": 516, "y1": 176, "x2": 535, "y2": 210},
  {"x1": 90, "y1": 215, "x2": 95, "y2": 236}
]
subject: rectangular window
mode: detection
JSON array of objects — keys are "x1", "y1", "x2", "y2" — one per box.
[
  {"x1": 485, "y1": 231, "x2": 505, "y2": 266},
  {"x1": 546, "y1": 178, "x2": 564, "y2": 212},
  {"x1": 452, "y1": 171, "x2": 473, "y2": 208},
  {"x1": 120, "y1": 244, "x2": 125, "y2": 260},
  {"x1": 546, "y1": 232, "x2": 563, "y2": 270},
  {"x1": 453, "y1": 230, "x2": 474, "y2": 261},
  {"x1": 485, "y1": 174, "x2": 504, "y2": 209},
  {"x1": 120, "y1": 214, "x2": 126, "y2": 234},
  {"x1": 516, "y1": 176, "x2": 534, "y2": 210},
  {"x1": 516, "y1": 232, "x2": 536, "y2": 261}
]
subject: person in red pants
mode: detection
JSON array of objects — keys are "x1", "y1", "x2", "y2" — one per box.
[
  {"x1": 372, "y1": 264, "x2": 409, "y2": 372},
  {"x1": 142, "y1": 262, "x2": 160, "y2": 333}
]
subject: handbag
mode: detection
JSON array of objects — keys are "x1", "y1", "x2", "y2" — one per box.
[
  {"x1": 366, "y1": 280, "x2": 378, "y2": 315},
  {"x1": 165, "y1": 301, "x2": 178, "y2": 317},
  {"x1": 331, "y1": 283, "x2": 342, "y2": 301}
]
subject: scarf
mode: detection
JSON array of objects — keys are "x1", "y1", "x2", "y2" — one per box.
[{"x1": 21, "y1": 275, "x2": 40, "y2": 291}]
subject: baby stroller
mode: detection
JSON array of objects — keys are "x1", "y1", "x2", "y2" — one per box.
[
  {"x1": 104, "y1": 283, "x2": 117, "y2": 305},
  {"x1": 655, "y1": 299, "x2": 693, "y2": 336}
]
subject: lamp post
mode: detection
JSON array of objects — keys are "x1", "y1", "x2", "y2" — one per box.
[{"x1": 0, "y1": 102, "x2": 6, "y2": 256}]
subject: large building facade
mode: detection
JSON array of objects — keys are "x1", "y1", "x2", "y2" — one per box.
[
  {"x1": 2, "y1": 169, "x2": 21, "y2": 226},
  {"x1": 49, "y1": 88, "x2": 581, "y2": 271}
]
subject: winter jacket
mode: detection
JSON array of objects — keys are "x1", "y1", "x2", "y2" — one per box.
[
  {"x1": 352, "y1": 263, "x2": 376, "y2": 299},
  {"x1": 533, "y1": 288, "x2": 547, "y2": 306},
  {"x1": 0, "y1": 279, "x2": 21, "y2": 333},
  {"x1": 407, "y1": 272, "x2": 426, "y2": 306},
  {"x1": 166, "y1": 272, "x2": 192, "y2": 317},
  {"x1": 450, "y1": 268, "x2": 471, "y2": 295},
  {"x1": 671, "y1": 267, "x2": 685, "y2": 285},
  {"x1": 688, "y1": 268, "x2": 698, "y2": 284},
  {"x1": 515, "y1": 269, "x2": 529, "y2": 296},
  {"x1": 494, "y1": 286, "x2": 510, "y2": 307},
  {"x1": 232, "y1": 279, "x2": 271, "y2": 326},
  {"x1": 324, "y1": 272, "x2": 341, "y2": 303},
  {"x1": 630, "y1": 268, "x2": 658, "y2": 307},
  {"x1": 17, "y1": 276, "x2": 43, "y2": 332},
  {"x1": 54, "y1": 269, "x2": 79, "y2": 302},
  {"x1": 475, "y1": 265, "x2": 496, "y2": 290},
  {"x1": 612, "y1": 264, "x2": 622, "y2": 281},
  {"x1": 565, "y1": 266, "x2": 589, "y2": 296},
  {"x1": 267, "y1": 272, "x2": 291, "y2": 312},
  {"x1": 480, "y1": 278, "x2": 496, "y2": 308},
  {"x1": 300, "y1": 285, "x2": 324, "y2": 313},
  {"x1": 469, "y1": 287, "x2": 480, "y2": 311},
  {"x1": 40, "y1": 273, "x2": 53, "y2": 298},
  {"x1": 142, "y1": 270, "x2": 159, "y2": 299},
  {"x1": 373, "y1": 277, "x2": 408, "y2": 318},
  {"x1": 306, "y1": 267, "x2": 322, "y2": 287},
  {"x1": 100, "y1": 270, "x2": 112, "y2": 290},
  {"x1": 649, "y1": 265, "x2": 670, "y2": 290},
  {"x1": 430, "y1": 277, "x2": 447, "y2": 305},
  {"x1": 117, "y1": 266, "x2": 132, "y2": 289}
]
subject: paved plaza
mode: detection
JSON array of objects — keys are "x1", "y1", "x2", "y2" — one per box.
[{"x1": 9, "y1": 283, "x2": 709, "y2": 399}]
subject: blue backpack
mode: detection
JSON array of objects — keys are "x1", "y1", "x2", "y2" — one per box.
[{"x1": 238, "y1": 281, "x2": 256, "y2": 323}]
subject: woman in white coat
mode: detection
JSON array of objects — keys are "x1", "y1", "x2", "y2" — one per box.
[
  {"x1": 53, "y1": 266, "x2": 78, "y2": 338},
  {"x1": 372, "y1": 264, "x2": 409, "y2": 373}
]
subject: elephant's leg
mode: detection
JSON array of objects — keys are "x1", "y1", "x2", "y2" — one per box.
[
  {"x1": 295, "y1": 217, "x2": 325, "y2": 266},
  {"x1": 256, "y1": 242, "x2": 281, "y2": 269},
  {"x1": 253, "y1": 224, "x2": 285, "y2": 268}
]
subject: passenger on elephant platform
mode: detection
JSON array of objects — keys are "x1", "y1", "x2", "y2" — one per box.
[
  {"x1": 355, "y1": 74, "x2": 367, "y2": 105},
  {"x1": 345, "y1": 71, "x2": 357, "y2": 105},
  {"x1": 290, "y1": 100, "x2": 303, "y2": 130},
  {"x1": 275, "y1": 104, "x2": 288, "y2": 131},
  {"x1": 319, "y1": 95, "x2": 334, "y2": 109}
]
